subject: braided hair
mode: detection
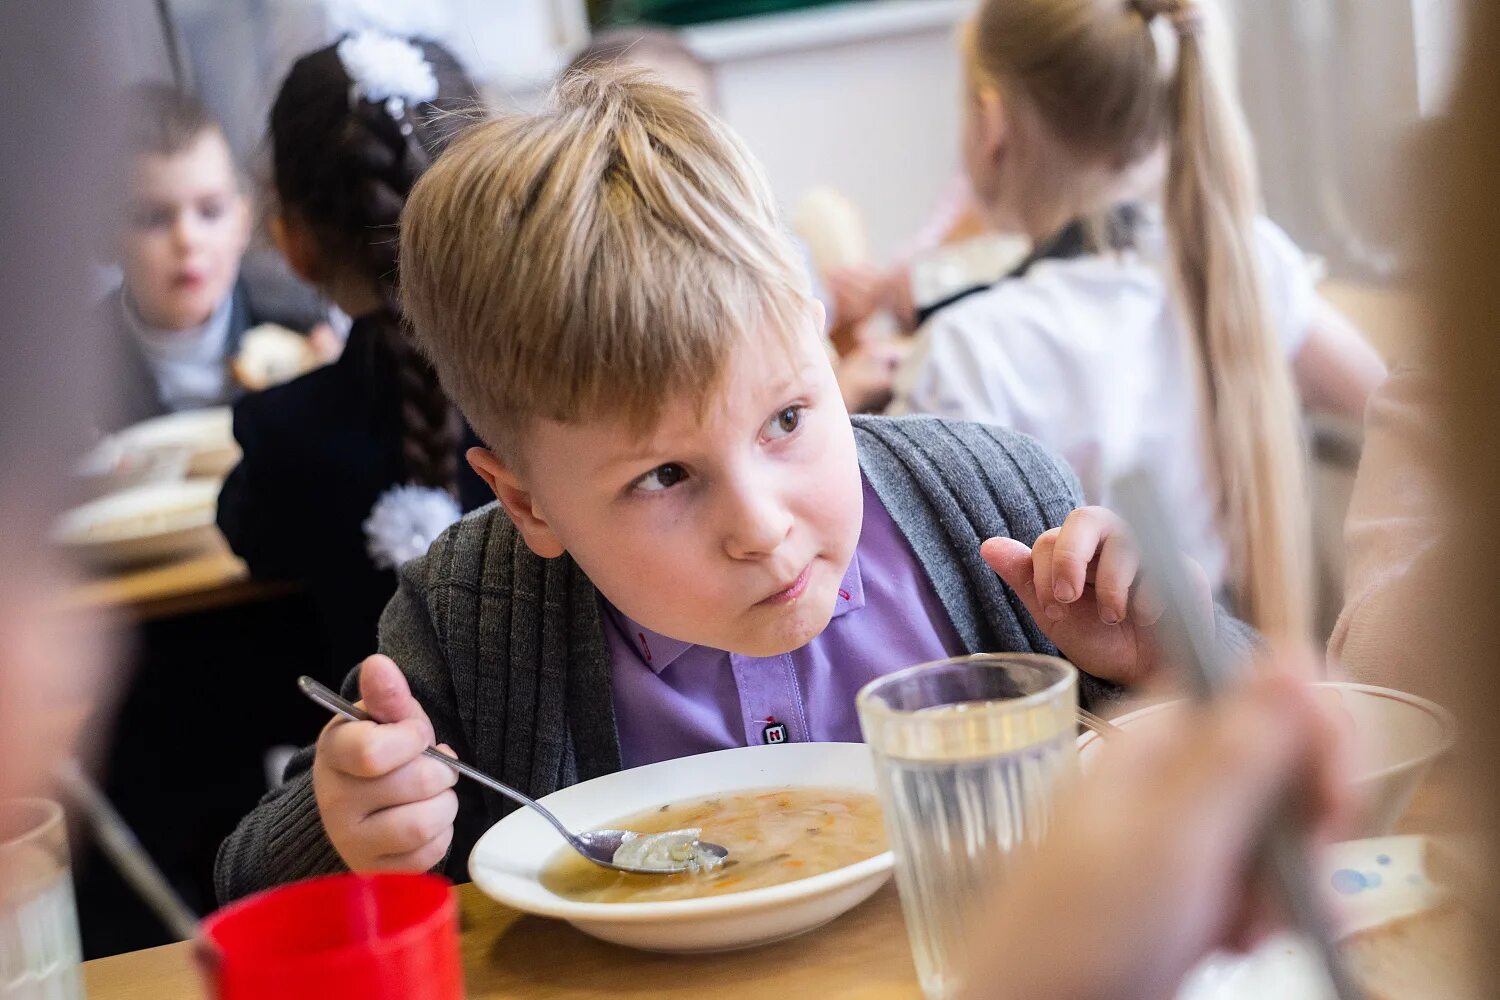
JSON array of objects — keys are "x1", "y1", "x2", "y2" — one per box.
[{"x1": 269, "y1": 38, "x2": 477, "y2": 495}]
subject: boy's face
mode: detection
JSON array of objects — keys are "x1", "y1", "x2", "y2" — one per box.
[
  {"x1": 120, "y1": 130, "x2": 250, "y2": 331},
  {"x1": 474, "y1": 314, "x2": 864, "y2": 658}
]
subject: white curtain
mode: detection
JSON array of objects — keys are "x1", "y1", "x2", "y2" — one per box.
[{"x1": 1230, "y1": 0, "x2": 1429, "y2": 282}]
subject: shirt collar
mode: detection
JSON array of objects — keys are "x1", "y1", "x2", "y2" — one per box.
[
  {"x1": 604, "y1": 551, "x2": 866, "y2": 675},
  {"x1": 120, "y1": 284, "x2": 236, "y2": 361}
]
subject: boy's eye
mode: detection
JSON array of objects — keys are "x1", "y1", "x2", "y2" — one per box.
[
  {"x1": 132, "y1": 206, "x2": 173, "y2": 230},
  {"x1": 198, "y1": 198, "x2": 226, "y2": 221},
  {"x1": 764, "y1": 405, "x2": 804, "y2": 440},
  {"x1": 635, "y1": 463, "x2": 688, "y2": 493}
]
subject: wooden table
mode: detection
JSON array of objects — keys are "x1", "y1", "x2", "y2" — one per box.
[
  {"x1": 62, "y1": 538, "x2": 298, "y2": 622},
  {"x1": 82, "y1": 879, "x2": 922, "y2": 1000},
  {"x1": 81, "y1": 765, "x2": 1465, "y2": 1000}
]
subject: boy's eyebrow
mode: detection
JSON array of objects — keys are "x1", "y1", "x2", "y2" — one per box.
[{"x1": 595, "y1": 360, "x2": 823, "y2": 474}]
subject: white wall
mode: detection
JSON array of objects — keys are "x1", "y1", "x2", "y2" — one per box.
[
  {"x1": 688, "y1": 1, "x2": 973, "y2": 263},
  {"x1": 1413, "y1": 0, "x2": 1464, "y2": 114},
  {"x1": 490, "y1": 0, "x2": 974, "y2": 265},
  {"x1": 1231, "y1": 0, "x2": 1424, "y2": 281}
]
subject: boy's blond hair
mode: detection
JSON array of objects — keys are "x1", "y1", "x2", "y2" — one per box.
[{"x1": 400, "y1": 69, "x2": 811, "y2": 457}]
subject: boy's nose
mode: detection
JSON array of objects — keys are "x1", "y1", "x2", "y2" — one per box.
[
  {"x1": 171, "y1": 217, "x2": 198, "y2": 250},
  {"x1": 722, "y1": 488, "x2": 793, "y2": 561}
]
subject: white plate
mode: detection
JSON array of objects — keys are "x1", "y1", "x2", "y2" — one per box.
[
  {"x1": 1176, "y1": 835, "x2": 1445, "y2": 1000},
  {"x1": 1080, "y1": 683, "x2": 1455, "y2": 837},
  {"x1": 468, "y1": 742, "x2": 894, "y2": 953},
  {"x1": 109, "y1": 407, "x2": 239, "y2": 479},
  {"x1": 52, "y1": 478, "x2": 222, "y2": 570},
  {"x1": 71, "y1": 438, "x2": 190, "y2": 500}
]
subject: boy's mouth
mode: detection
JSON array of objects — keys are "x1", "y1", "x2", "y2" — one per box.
[{"x1": 758, "y1": 563, "x2": 813, "y2": 606}]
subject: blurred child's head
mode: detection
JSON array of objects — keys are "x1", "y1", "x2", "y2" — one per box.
[
  {"x1": 402, "y1": 70, "x2": 862, "y2": 657},
  {"x1": 958, "y1": 0, "x2": 1183, "y2": 234},
  {"x1": 120, "y1": 83, "x2": 250, "y2": 331},
  {"x1": 962, "y1": 0, "x2": 1311, "y2": 636},
  {"x1": 268, "y1": 33, "x2": 478, "y2": 494},
  {"x1": 567, "y1": 26, "x2": 718, "y2": 110}
]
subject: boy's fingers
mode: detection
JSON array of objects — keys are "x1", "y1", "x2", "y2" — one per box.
[
  {"x1": 357, "y1": 655, "x2": 430, "y2": 735},
  {"x1": 322, "y1": 716, "x2": 432, "y2": 779},
  {"x1": 981, "y1": 537, "x2": 1046, "y2": 624},
  {"x1": 347, "y1": 752, "x2": 459, "y2": 811},
  {"x1": 1031, "y1": 530, "x2": 1061, "y2": 621},
  {"x1": 1092, "y1": 533, "x2": 1139, "y2": 626},
  {"x1": 360, "y1": 789, "x2": 460, "y2": 857},
  {"x1": 1051, "y1": 509, "x2": 1120, "y2": 605},
  {"x1": 375, "y1": 828, "x2": 454, "y2": 874}
]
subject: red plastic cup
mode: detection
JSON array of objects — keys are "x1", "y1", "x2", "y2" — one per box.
[{"x1": 198, "y1": 872, "x2": 462, "y2": 1000}]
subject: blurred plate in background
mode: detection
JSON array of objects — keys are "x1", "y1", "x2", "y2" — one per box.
[
  {"x1": 101, "y1": 407, "x2": 239, "y2": 481},
  {"x1": 53, "y1": 479, "x2": 222, "y2": 571}
]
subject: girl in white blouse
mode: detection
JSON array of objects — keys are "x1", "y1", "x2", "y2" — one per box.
[{"x1": 892, "y1": 0, "x2": 1386, "y2": 636}]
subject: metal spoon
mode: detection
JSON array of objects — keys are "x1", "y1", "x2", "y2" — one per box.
[{"x1": 297, "y1": 676, "x2": 729, "y2": 876}]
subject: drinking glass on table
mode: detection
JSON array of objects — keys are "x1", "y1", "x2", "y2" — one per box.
[
  {"x1": 0, "y1": 799, "x2": 83, "y2": 1000},
  {"x1": 857, "y1": 654, "x2": 1078, "y2": 1000}
]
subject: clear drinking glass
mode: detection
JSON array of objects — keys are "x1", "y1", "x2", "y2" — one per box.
[
  {"x1": 857, "y1": 654, "x2": 1078, "y2": 1000},
  {"x1": 0, "y1": 799, "x2": 83, "y2": 1000}
]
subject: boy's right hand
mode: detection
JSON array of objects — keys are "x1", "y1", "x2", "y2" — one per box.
[{"x1": 312, "y1": 655, "x2": 459, "y2": 873}]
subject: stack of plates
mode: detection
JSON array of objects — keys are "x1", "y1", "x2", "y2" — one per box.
[{"x1": 105, "y1": 407, "x2": 239, "y2": 480}]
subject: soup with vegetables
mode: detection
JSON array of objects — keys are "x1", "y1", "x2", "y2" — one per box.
[{"x1": 541, "y1": 787, "x2": 887, "y2": 903}]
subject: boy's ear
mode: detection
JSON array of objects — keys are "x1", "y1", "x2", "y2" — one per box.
[
  {"x1": 466, "y1": 447, "x2": 566, "y2": 559},
  {"x1": 271, "y1": 212, "x2": 321, "y2": 286}
]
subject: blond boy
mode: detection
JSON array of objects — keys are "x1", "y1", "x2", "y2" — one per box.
[{"x1": 217, "y1": 71, "x2": 1249, "y2": 898}]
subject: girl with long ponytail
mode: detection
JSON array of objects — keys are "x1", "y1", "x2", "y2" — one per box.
[
  {"x1": 1150, "y1": 0, "x2": 1311, "y2": 635},
  {"x1": 217, "y1": 33, "x2": 488, "y2": 676},
  {"x1": 893, "y1": 0, "x2": 1387, "y2": 636}
]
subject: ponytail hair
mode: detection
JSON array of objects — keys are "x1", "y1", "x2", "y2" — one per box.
[
  {"x1": 968, "y1": 0, "x2": 1310, "y2": 636},
  {"x1": 270, "y1": 37, "x2": 479, "y2": 497},
  {"x1": 1149, "y1": 0, "x2": 1311, "y2": 637}
]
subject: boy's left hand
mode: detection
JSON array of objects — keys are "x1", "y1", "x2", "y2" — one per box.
[{"x1": 980, "y1": 506, "x2": 1213, "y2": 687}]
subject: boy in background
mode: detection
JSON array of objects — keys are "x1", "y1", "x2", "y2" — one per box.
[{"x1": 106, "y1": 82, "x2": 330, "y2": 428}]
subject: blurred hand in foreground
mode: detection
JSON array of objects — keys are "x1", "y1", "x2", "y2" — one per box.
[{"x1": 962, "y1": 650, "x2": 1354, "y2": 1000}]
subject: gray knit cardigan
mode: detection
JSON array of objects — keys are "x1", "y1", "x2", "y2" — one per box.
[{"x1": 215, "y1": 415, "x2": 1254, "y2": 902}]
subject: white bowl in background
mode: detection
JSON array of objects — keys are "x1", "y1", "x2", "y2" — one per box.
[
  {"x1": 1079, "y1": 682, "x2": 1456, "y2": 837},
  {"x1": 53, "y1": 478, "x2": 222, "y2": 571},
  {"x1": 111, "y1": 407, "x2": 239, "y2": 479},
  {"x1": 468, "y1": 742, "x2": 893, "y2": 954},
  {"x1": 72, "y1": 438, "x2": 191, "y2": 501}
]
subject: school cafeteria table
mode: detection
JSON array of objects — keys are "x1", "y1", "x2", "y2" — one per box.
[
  {"x1": 82, "y1": 879, "x2": 922, "y2": 1000},
  {"x1": 62, "y1": 536, "x2": 298, "y2": 623},
  {"x1": 79, "y1": 766, "x2": 1464, "y2": 1000}
]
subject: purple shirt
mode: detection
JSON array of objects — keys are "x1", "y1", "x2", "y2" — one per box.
[{"x1": 603, "y1": 477, "x2": 965, "y2": 768}]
